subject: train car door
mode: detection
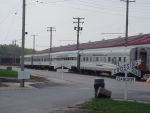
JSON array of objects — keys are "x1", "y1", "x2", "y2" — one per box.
[{"x1": 139, "y1": 49, "x2": 147, "y2": 71}]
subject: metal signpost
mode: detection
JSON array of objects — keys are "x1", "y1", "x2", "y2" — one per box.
[
  {"x1": 112, "y1": 60, "x2": 141, "y2": 100},
  {"x1": 61, "y1": 64, "x2": 64, "y2": 80},
  {"x1": 56, "y1": 64, "x2": 69, "y2": 80}
]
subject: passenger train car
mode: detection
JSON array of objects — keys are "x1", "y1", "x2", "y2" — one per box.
[{"x1": 24, "y1": 44, "x2": 150, "y2": 78}]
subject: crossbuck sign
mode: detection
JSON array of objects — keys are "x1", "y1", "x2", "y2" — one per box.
[
  {"x1": 112, "y1": 60, "x2": 141, "y2": 101},
  {"x1": 112, "y1": 60, "x2": 141, "y2": 77}
]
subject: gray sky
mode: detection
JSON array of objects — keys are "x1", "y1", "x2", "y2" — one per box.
[{"x1": 0, "y1": 0, "x2": 150, "y2": 50}]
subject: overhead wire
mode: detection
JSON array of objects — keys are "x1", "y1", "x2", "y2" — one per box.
[
  {"x1": 0, "y1": 0, "x2": 21, "y2": 45},
  {"x1": 26, "y1": 0, "x2": 150, "y2": 18},
  {"x1": 75, "y1": 0, "x2": 150, "y2": 14}
]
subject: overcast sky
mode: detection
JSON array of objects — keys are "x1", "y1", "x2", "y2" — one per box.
[{"x1": 0, "y1": 0, "x2": 150, "y2": 50}]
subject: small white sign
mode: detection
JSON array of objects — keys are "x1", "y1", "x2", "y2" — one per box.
[
  {"x1": 18, "y1": 71, "x2": 30, "y2": 79},
  {"x1": 112, "y1": 60, "x2": 141, "y2": 75},
  {"x1": 116, "y1": 76, "x2": 135, "y2": 82}
]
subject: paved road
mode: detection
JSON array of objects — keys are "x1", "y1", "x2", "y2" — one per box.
[
  {"x1": 0, "y1": 67, "x2": 150, "y2": 113},
  {"x1": 24, "y1": 68, "x2": 150, "y2": 102}
]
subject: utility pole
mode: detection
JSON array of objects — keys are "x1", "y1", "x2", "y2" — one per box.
[
  {"x1": 12, "y1": 40, "x2": 17, "y2": 65},
  {"x1": 73, "y1": 17, "x2": 84, "y2": 71},
  {"x1": 47, "y1": 27, "x2": 56, "y2": 67},
  {"x1": 31, "y1": 34, "x2": 38, "y2": 53},
  {"x1": 121, "y1": 0, "x2": 135, "y2": 100},
  {"x1": 121, "y1": 0, "x2": 135, "y2": 46},
  {"x1": 31, "y1": 35, "x2": 38, "y2": 67},
  {"x1": 12, "y1": 40, "x2": 17, "y2": 46},
  {"x1": 20, "y1": 0, "x2": 26, "y2": 87},
  {"x1": 14, "y1": 40, "x2": 17, "y2": 46}
]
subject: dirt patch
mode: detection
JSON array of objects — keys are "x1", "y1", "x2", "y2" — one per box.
[{"x1": 29, "y1": 81, "x2": 63, "y2": 88}]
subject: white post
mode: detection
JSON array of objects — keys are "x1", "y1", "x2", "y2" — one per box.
[
  {"x1": 124, "y1": 71, "x2": 128, "y2": 100},
  {"x1": 61, "y1": 64, "x2": 64, "y2": 80}
]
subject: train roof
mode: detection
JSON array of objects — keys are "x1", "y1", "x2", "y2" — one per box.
[
  {"x1": 80, "y1": 46, "x2": 133, "y2": 56},
  {"x1": 37, "y1": 34, "x2": 150, "y2": 54}
]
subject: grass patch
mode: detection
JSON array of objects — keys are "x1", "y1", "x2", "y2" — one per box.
[
  {"x1": 81, "y1": 99, "x2": 150, "y2": 113},
  {"x1": 0, "y1": 69, "x2": 47, "y2": 81},
  {"x1": 0, "y1": 69, "x2": 17, "y2": 78}
]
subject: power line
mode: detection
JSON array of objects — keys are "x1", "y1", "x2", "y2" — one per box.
[
  {"x1": 32, "y1": 0, "x2": 72, "y2": 4},
  {"x1": 101, "y1": 33, "x2": 125, "y2": 35}
]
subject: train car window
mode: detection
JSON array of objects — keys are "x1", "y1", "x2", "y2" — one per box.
[
  {"x1": 103, "y1": 57, "x2": 106, "y2": 62},
  {"x1": 73, "y1": 57, "x2": 76, "y2": 60},
  {"x1": 112, "y1": 57, "x2": 117, "y2": 65},
  {"x1": 86, "y1": 57, "x2": 89, "y2": 62},
  {"x1": 99, "y1": 57, "x2": 102, "y2": 61},
  {"x1": 119, "y1": 57, "x2": 121, "y2": 62},
  {"x1": 96, "y1": 57, "x2": 99, "y2": 62},
  {"x1": 73, "y1": 57, "x2": 77, "y2": 60},
  {"x1": 124, "y1": 57, "x2": 126, "y2": 62},
  {"x1": 83, "y1": 57, "x2": 85, "y2": 62},
  {"x1": 72, "y1": 57, "x2": 74, "y2": 60},
  {"x1": 73, "y1": 57, "x2": 75, "y2": 60},
  {"x1": 81, "y1": 57, "x2": 83, "y2": 62},
  {"x1": 108, "y1": 57, "x2": 111, "y2": 62},
  {"x1": 90, "y1": 57, "x2": 92, "y2": 62}
]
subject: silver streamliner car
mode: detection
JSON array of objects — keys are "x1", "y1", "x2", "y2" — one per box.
[{"x1": 24, "y1": 45, "x2": 150, "y2": 78}]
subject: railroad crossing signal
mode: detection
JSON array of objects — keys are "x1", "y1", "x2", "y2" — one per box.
[
  {"x1": 112, "y1": 60, "x2": 141, "y2": 77},
  {"x1": 112, "y1": 60, "x2": 141, "y2": 101}
]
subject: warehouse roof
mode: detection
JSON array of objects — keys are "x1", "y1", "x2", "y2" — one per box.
[{"x1": 37, "y1": 33, "x2": 150, "y2": 54}]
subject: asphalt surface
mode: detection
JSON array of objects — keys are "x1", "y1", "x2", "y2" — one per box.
[{"x1": 0, "y1": 67, "x2": 150, "y2": 113}]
